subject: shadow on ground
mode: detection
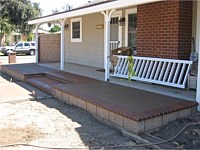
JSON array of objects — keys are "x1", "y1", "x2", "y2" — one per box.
[{"x1": 0, "y1": 72, "x2": 135, "y2": 149}]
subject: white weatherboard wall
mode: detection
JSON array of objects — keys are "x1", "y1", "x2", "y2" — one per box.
[{"x1": 64, "y1": 13, "x2": 104, "y2": 68}]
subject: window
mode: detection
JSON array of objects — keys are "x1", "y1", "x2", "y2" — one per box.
[
  {"x1": 16, "y1": 43, "x2": 23, "y2": 47},
  {"x1": 24, "y1": 43, "x2": 30, "y2": 47},
  {"x1": 71, "y1": 18, "x2": 82, "y2": 42},
  {"x1": 110, "y1": 17, "x2": 119, "y2": 24},
  {"x1": 125, "y1": 8, "x2": 137, "y2": 47},
  {"x1": 128, "y1": 14, "x2": 137, "y2": 47},
  {"x1": 31, "y1": 43, "x2": 35, "y2": 46}
]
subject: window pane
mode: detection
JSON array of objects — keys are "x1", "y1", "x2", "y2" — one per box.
[
  {"x1": 17, "y1": 43, "x2": 23, "y2": 47},
  {"x1": 72, "y1": 21, "x2": 80, "y2": 39},
  {"x1": 128, "y1": 14, "x2": 137, "y2": 47},
  {"x1": 72, "y1": 22, "x2": 80, "y2": 30},
  {"x1": 110, "y1": 17, "x2": 118, "y2": 24},
  {"x1": 24, "y1": 43, "x2": 30, "y2": 46},
  {"x1": 73, "y1": 31, "x2": 80, "y2": 38}
]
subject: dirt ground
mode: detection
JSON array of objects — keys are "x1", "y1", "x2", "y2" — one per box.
[
  {"x1": 150, "y1": 114, "x2": 200, "y2": 149},
  {"x1": 0, "y1": 74, "x2": 143, "y2": 150},
  {"x1": 0, "y1": 98, "x2": 142, "y2": 150},
  {"x1": 1, "y1": 72, "x2": 200, "y2": 150}
]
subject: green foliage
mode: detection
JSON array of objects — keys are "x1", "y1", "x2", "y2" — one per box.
[
  {"x1": 52, "y1": 3, "x2": 72, "y2": 14},
  {"x1": 127, "y1": 56, "x2": 136, "y2": 82},
  {"x1": 27, "y1": 33, "x2": 33, "y2": 41},
  {"x1": 0, "y1": 18, "x2": 15, "y2": 34},
  {"x1": 0, "y1": 0, "x2": 42, "y2": 34},
  {"x1": 32, "y1": 2, "x2": 43, "y2": 17},
  {"x1": 49, "y1": 25, "x2": 61, "y2": 33}
]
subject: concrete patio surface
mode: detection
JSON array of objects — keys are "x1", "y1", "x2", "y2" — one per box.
[
  {"x1": 0, "y1": 63, "x2": 198, "y2": 134},
  {"x1": 41, "y1": 62, "x2": 196, "y2": 102}
]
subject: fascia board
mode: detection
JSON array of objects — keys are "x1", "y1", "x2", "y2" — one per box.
[{"x1": 28, "y1": 0, "x2": 163, "y2": 25}]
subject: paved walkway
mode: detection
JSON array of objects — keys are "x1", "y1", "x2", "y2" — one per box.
[
  {"x1": 0, "y1": 55, "x2": 36, "y2": 64},
  {"x1": 0, "y1": 74, "x2": 51, "y2": 104}
]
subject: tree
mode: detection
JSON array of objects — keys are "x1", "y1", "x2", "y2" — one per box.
[
  {"x1": 0, "y1": 0, "x2": 42, "y2": 35},
  {"x1": 49, "y1": 25, "x2": 61, "y2": 33},
  {"x1": 0, "y1": 18, "x2": 14, "y2": 34},
  {"x1": 61, "y1": 4, "x2": 72, "y2": 11},
  {"x1": 52, "y1": 8, "x2": 59, "y2": 14},
  {"x1": 0, "y1": 0, "x2": 12, "y2": 34},
  {"x1": 52, "y1": 4, "x2": 72, "y2": 14},
  {"x1": 32, "y1": 2, "x2": 43, "y2": 17}
]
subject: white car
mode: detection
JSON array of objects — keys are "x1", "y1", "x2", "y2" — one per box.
[{"x1": 0, "y1": 41, "x2": 36, "y2": 55}]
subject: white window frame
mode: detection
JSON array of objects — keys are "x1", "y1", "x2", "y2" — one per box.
[
  {"x1": 111, "y1": 10, "x2": 122, "y2": 47},
  {"x1": 71, "y1": 17, "x2": 82, "y2": 42},
  {"x1": 125, "y1": 8, "x2": 137, "y2": 47}
]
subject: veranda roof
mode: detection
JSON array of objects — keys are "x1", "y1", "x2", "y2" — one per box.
[{"x1": 28, "y1": 0, "x2": 162, "y2": 25}]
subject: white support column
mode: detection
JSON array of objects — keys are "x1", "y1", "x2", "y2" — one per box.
[
  {"x1": 101, "y1": 9, "x2": 115, "y2": 81},
  {"x1": 59, "y1": 19, "x2": 66, "y2": 70},
  {"x1": 196, "y1": 1, "x2": 200, "y2": 110},
  {"x1": 35, "y1": 24, "x2": 39, "y2": 64}
]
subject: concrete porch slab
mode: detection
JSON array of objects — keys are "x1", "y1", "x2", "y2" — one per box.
[{"x1": 0, "y1": 63, "x2": 198, "y2": 134}]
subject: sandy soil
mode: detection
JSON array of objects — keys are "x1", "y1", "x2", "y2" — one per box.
[{"x1": 0, "y1": 96, "x2": 140, "y2": 150}]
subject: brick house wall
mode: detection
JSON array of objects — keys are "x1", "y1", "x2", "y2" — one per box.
[
  {"x1": 137, "y1": 0, "x2": 193, "y2": 60},
  {"x1": 39, "y1": 34, "x2": 60, "y2": 63}
]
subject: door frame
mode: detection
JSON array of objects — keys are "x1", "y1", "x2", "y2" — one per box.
[
  {"x1": 111, "y1": 11, "x2": 122, "y2": 47},
  {"x1": 125, "y1": 8, "x2": 137, "y2": 47}
]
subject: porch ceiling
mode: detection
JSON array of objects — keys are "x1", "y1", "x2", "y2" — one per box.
[{"x1": 28, "y1": 0, "x2": 163, "y2": 25}]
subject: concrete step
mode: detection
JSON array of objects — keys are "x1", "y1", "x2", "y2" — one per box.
[
  {"x1": 25, "y1": 76, "x2": 65, "y2": 94},
  {"x1": 45, "y1": 71, "x2": 98, "y2": 83}
]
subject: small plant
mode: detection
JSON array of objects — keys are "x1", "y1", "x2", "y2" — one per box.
[{"x1": 127, "y1": 50, "x2": 136, "y2": 82}]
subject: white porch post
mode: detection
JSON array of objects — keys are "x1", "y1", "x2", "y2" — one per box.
[
  {"x1": 101, "y1": 9, "x2": 115, "y2": 81},
  {"x1": 196, "y1": 1, "x2": 200, "y2": 110},
  {"x1": 60, "y1": 19, "x2": 66, "y2": 70},
  {"x1": 35, "y1": 24, "x2": 39, "y2": 64}
]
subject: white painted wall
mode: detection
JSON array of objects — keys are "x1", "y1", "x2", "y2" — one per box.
[{"x1": 64, "y1": 13, "x2": 104, "y2": 68}]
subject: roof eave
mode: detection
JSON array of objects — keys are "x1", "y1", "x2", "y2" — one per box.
[{"x1": 28, "y1": 0, "x2": 163, "y2": 25}]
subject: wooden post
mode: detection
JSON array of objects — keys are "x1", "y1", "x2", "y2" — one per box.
[
  {"x1": 101, "y1": 9, "x2": 115, "y2": 81},
  {"x1": 60, "y1": 19, "x2": 66, "y2": 70},
  {"x1": 35, "y1": 24, "x2": 39, "y2": 64}
]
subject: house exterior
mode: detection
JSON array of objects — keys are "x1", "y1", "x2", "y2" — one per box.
[
  {"x1": 28, "y1": 0, "x2": 200, "y2": 109},
  {"x1": 0, "y1": 32, "x2": 23, "y2": 46},
  {"x1": 0, "y1": 29, "x2": 48, "y2": 47}
]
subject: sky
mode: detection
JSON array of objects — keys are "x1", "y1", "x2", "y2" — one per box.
[{"x1": 31, "y1": 0, "x2": 90, "y2": 16}]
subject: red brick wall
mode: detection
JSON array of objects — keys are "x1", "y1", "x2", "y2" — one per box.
[
  {"x1": 39, "y1": 34, "x2": 60, "y2": 63},
  {"x1": 178, "y1": 1, "x2": 193, "y2": 59},
  {"x1": 137, "y1": 0, "x2": 192, "y2": 59}
]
